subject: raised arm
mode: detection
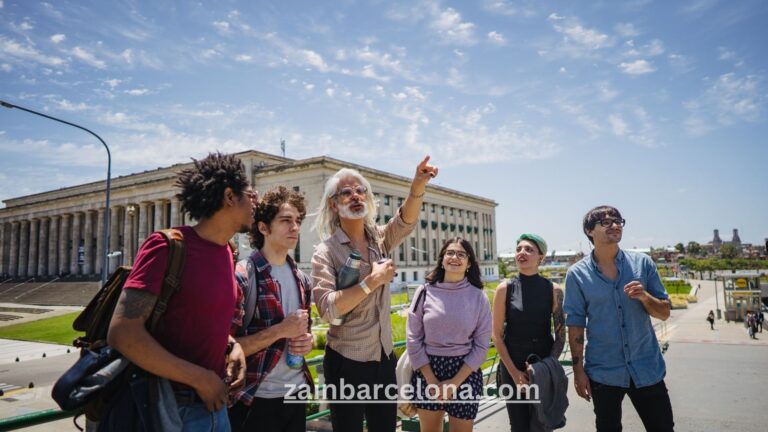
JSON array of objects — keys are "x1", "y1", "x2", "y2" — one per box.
[{"x1": 400, "y1": 155, "x2": 438, "y2": 224}]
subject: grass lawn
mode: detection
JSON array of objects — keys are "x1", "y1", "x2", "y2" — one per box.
[{"x1": 0, "y1": 311, "x2": 82, "y2": 345}]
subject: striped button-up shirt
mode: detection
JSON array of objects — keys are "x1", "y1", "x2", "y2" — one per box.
[{"x1": 311, "y1": 210, "x2": 415, "y2": 362}]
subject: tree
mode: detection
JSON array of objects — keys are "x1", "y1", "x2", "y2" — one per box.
[
  {"x1": 720, "y1": 243, "x2": 738, "y2": 259},
  {"x1": 498, "y1": 260, "x2": 509, "y2": 278},
  {"x1": 674, "y1": 243, "x2": 685, "y2": 254},
  {"x1": 687, "y1": 241, "x2": 702, "y2": 256}
]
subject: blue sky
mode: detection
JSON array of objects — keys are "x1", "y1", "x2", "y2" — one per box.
[{"x1": 1, "y1": 0, "x2": 766, "y2": 254}]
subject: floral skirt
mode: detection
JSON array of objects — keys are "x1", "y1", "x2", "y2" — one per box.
[{"x1": 410, "y1": 354, "x2": 484, "y2": 420}]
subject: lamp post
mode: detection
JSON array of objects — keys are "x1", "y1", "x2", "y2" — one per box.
[{"x1": 1, "y1": 100, "x2": 112, "y2": 285}]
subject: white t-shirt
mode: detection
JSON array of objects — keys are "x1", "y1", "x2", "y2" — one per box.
[{"x1": 255, "y1": 262, "x2": 306, "y2": 398}]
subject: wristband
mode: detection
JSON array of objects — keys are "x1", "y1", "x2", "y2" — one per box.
[{"x1": 360, "y1": 280, "x2": 372, "y2": 295}]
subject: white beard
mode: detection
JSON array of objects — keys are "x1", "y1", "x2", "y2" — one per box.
[{"x1": 338, "y1": 202, "x2": 368, "y2": 220}]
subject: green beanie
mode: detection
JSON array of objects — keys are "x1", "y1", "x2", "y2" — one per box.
[{"x1": 517, "y1": 233, "x2": 547, "y2": 256}]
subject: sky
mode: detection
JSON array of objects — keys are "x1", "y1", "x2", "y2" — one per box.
[{"x1": 1, "y1": 0, "x2": 766, "y2": 254}]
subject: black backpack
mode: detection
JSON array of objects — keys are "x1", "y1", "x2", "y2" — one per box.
[{"x1": 52, "y1": 229, "x2": 186, "y2": 424}]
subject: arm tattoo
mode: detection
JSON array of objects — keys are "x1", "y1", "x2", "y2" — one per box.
[
  {"x1": 550, "y1": 288, "x2": 566, "y2": 358},
  {"x1": 114, "y1": 289, "x2": 158, "y2": 320},
  {"x1": 575, "y1": 335, "x2": 585, "y2": 345},
  {"x1": 572, "y1": 356, "x2": 581, "y2": 365}
]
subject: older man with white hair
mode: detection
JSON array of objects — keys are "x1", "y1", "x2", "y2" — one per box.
[{"x1": 311, "y1": 156, "x2": 438, "y2": 432}]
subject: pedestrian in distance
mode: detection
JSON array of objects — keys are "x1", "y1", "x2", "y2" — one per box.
[
  {"x1": 492, "y1": 234, "x2": 567, "y2": 432},
  {"x1": 311, "y1": 156, "x2": 438, "y2": 432},
  {"x1": 564, "y1": 206, "x2": 674, "y2": 432},
  {"x1": 406, "y1": 237, "x2": 491, "y2": 432},
  {"x1": 228, "y1": 186, "x2": 314, "y2": 432},
  {"x1": 106, "y1": 152, "x2": 254, "y2": 431},
  {"x1": 707, "y1": 310, "x2": 715, "y2": 330}
]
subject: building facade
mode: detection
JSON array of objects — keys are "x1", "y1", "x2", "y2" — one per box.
[{"x1": 0, "y1": 150, "x2": 498, "y2": 283}]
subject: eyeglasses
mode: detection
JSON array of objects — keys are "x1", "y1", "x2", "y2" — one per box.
[
  {"x1": 242, "y1": 190, "x2": 258, "y2": 201},
  {"x1": 335, "y1": 185, "x2": 368, "y2": 199},
  {"x1": 445, "y1": 250, "x2": 468, "y2": 260},
  {"x1": 598, "y1": 218, "x2": 626, "y2": 228}
]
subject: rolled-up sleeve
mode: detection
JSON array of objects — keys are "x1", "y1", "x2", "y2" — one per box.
[
  {"x1": 379, "y1": 207, "x2": 417, "y2": 253},
  {"x1": 643, "y1": 257, "x2": 669, "y2": 300},
  {"x1": 406, "y1": 286, "x2": 430, "y2": 371},
  {"x1": 311, "y1": 244, "x2": 339, "y2": 322},
  {"x1": 564, "y1": 270, "x2": 587, "y2": 327},
  {"x1": 464, "y1": 295, "x2": 492, "y2": 370}
]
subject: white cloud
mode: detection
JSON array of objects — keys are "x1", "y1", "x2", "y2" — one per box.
[
  {"x1": 304, "y1": 83, "x2": 315, "y2": 91},
  {"x1": 52, "y1": 98, "x2": 90, "y2": 111},
  {"x1": 685, "y1": 72, "x2": 766, "y2": 135},
  {"x1": 235, "y1": 54, "x2": 254, "y2": 62},
  {"x1": 50, "y1": 34, "x2": 66, "y2": 44},
  {"x1": 487, "y1": 31, "x2": 506, "y2": 45},
  {"x1": 125, "y1": 88, "x2": 149, "y2": 96},
  {"x1": 71, "y1": 46, "x2": 106, "y2": 69},
  {"x1": 546, "y1": 15, "x2": 612, "y2": 57},
  {"x1": 325, "y1": 88, "x2": 335, "y2": 97},
  {"x1": 481, "y1": 0, "x2": 536, "y2": 17},
  {"x1": 609, "y1": 114, "x2": 628, "y2": 136},
  {"x1": 294, "y1": 49, "x2": 329, "y2": 72},
  {"x1": 212, "y1": 21, "x2": 231, "y2": 34},
  {"x1": 429, "y1": 7, "x2": 476, "y2": 45},
  {"x1": 0, "y1": 36, "x2": 66, "y2": 66},
  {"x1": 619, "y1": 59, "x2": 655, "y2": 74},
  {"x1": 104, "y1": 78, "x2": 121, "y2": 89},
  {"x1": 718, "y1": 47, "x2": 736, "y2": 61},
  {"x1": 680, "y1": 0, "x2": 718, "y2": 16},
  {"x1": 615, "y1": 23, "x2": 640, "y2": 37},
  {"x1": 19, "y1": 21, "x2": 34, "y2": 31},
  {"x1": 0, "y1": 1, "x2": 4, "y2": 8},
  {"x1": 1, "y1": 63, "x2": 11, "y2": 72},
  {"x1": 559, "y1": 66, "x2": 567, "y2": 73}
]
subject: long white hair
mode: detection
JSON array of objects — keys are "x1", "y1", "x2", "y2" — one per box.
[{"x1": 311, "y1": 168, "x2": 378, "y2": 240}]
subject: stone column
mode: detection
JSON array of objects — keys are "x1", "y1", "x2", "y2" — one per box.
[
  {"x1": 28, "y1": 219, "x2": 39, "y2": 277},
  {"x1": 123, "y1": 206, "x2": 134, "y2": 267},
  {"x1": 138, "y1": 202, "x2": 149, "y2": 246},
  {"x1": 170, "y1": 199, "x2": 180, "y2": 228},
  {"x1": 37, "y1": 218, "x2": 48, "y2": 276},
  {"x1": 18, "y1": 220, "x2": 30, "y2": 278},
  {"x1": 154, "y1": 201, "x2": 164, "y2": 231},
  {"x1": 109, "y1": 207, "x2": 121, "y2": 273},
  {"x1": 95, "y1": 209, "x2": 105, "y2": 276},
  {"x1": 48, "y1": 216, "x2": 60, "y2": 277},
  {"x1": 70, "y1": 212, "x2": 82, "y2": 275},
  {"x1": 8, "y1": 221, "x2": 19, "y2": 278},
  {"x1": 0, "y1": 222, "x2": 6, "y2": 276},
  {"x1": 83, "y1": 211, "x2": 94, "y2": 275},
  {"x1": 59, "y1": 214, "x2": 70, "y2": 275}
]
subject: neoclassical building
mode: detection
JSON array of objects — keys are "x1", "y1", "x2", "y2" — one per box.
[{"x1": 0, "y1": 150, "x2": 498, "y2": 284}]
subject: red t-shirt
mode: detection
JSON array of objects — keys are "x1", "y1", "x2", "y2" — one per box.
[{"x1": 124, "y1": 226, "x2": 237, "y2": 379}]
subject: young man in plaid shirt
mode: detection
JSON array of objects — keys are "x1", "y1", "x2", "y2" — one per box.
[{"x1": 228, "y1": 186, "x2": 314, "y2": 432}]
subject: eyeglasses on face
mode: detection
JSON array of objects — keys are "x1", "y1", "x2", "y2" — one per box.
[
  {"x1": 444, "y1": 250, "x2": 468, "y2": 260},
  {"x1": 242, "y1": 189, "x2": 258, "y2": 200},
  {"x1": 598, "y1": 218, "x2": 626, "y2": 228},
  {"x1": 335, "y1": 185, "x2": 368, "y2": 199}
]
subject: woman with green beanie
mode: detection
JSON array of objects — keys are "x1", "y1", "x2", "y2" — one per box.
[{"x1": 491, "y1": 234, "x2": 566, "y2": 431}]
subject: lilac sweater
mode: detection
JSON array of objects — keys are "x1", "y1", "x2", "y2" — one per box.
[{"x1": 406, "y1": 278, "x2": 492, "y2": 371}]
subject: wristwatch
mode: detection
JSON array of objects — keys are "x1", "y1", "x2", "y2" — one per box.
[{"x1": 360, "y1": 280, "x2": 372, "y2": 295}]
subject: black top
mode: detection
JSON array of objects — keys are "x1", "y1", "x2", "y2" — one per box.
[{"x1": 503, "y1": 273, "x2": 554, "y2": 367}]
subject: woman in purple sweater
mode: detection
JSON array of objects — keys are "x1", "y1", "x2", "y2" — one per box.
[{"x1": 406, "y1": 237, "x2": 492, "y2": 432}]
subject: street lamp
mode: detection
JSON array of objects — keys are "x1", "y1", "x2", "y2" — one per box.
[{"x1": 1, "y1": 100, "x2": 112, "y2": 285}]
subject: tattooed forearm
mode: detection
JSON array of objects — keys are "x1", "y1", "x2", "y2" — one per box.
[
  {"x1": 550, "y1": 288, "x2": 566, "y2": 358},
  {"x1": 576, "y1": 335, "x2": 585, "y2": 344},
  {"x1": 114, "y1": 289, "x2": 157, "y2": 320},
  {"x1": 568, "y1": 326, "x2": 586, "y2": 368}
]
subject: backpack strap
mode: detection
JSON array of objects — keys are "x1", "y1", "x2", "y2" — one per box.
[
  {"x1": 411, "y1": 286, "x2": 428, "y2": 313},
  {"x1": 147, "y1": 228, "x2": 186, "y2": 333},
  {"x1": 239, "y1": 256, "x2": 260, "y2": 336}
]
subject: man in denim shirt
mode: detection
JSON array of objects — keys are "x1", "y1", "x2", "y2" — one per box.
[{"x1": 564, "y1": 206, "x2": 674, "y2": 432}]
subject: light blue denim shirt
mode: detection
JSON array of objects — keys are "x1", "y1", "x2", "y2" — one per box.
[{"x1": 564, "y1": 249, "x2": 668, "y2": 388}]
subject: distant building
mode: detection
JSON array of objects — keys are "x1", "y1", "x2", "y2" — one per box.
[{"x1": 0, "y1": 150, "x2": 499, "y2": 284}]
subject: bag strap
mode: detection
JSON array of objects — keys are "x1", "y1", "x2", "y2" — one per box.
[
  {"x1": 411, "y1": 286, "x2": 428, "y2": 313},
  {"x1": 147, "y1": 229, "x2": 186, "y2": 333}
]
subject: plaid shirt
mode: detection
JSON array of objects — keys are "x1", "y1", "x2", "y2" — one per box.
[{"x1": 232, "y1": 250, "x2": 313, "y2": 405}]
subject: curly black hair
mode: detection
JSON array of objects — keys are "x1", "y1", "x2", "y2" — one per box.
[
  {"x1": 425, "y1": 237, "x2": 483, "y2": 289},
  {"x1": 175, "y1": 152, "x2": 249, "y2": 220},
  {"x1": 582, "y1": 205, "x2": 623, "y2": 244},
  {"x1": 250, "y1": 186, "x2": 307, "y2": 249}
]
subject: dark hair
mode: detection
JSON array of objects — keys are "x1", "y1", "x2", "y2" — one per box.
[
  {"x1": 582, "y1": 205, "x2": 623, "y2": 244},
  {"x1": 250, "y1": 186, "x2": 306, "y2": 249},
  {"x1": 176, "y1": 152, "x2": 249, "y2": 220},
  {"x1": 425, "y1": 237, "x2": 483, "y2": 289}
]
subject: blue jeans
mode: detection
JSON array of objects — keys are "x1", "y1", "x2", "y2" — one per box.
[{"x1": 179, "y1": 404, "x2": 231, "y2": 432}]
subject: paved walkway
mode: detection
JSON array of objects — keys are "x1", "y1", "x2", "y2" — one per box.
[{"x1": 474, "y1": 279, "x2": 766, "y2": 431}]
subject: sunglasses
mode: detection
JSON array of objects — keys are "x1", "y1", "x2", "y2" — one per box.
[{"x1": 334, "y1": 185, "x2": 368, "y2": 199}]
